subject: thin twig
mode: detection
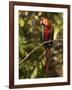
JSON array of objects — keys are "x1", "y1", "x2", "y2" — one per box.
[{"x1": 19, "y1": 39, "x2": 63, "y2": 65}]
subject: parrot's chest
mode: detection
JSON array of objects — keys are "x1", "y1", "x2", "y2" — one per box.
[{"x1": 44, "y1": 29, "x2": 51, "y2": 41}]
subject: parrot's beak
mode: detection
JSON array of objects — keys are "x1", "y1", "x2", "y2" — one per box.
[
  {"x1": 40, "y1": 20, "x2": 43, "y2": 25},
  {"x1": 40, "y1": 17, "x2": 43, "y2": 25}
]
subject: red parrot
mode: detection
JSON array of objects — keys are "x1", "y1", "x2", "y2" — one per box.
[
  {"x1": 40, "y1": 17, "x2": 54, "y2": 76},
  {"x1": 40, "y1": 17, "x2": 54, "y2": 48}
]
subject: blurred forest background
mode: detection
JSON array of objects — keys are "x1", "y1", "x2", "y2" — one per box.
[{"x1": 19, "y1": 11, "x2": 63, "y2": 79}]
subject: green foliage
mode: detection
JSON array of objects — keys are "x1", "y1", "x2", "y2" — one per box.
[{"x1": 19, "y1": 11, "x2": 63, "y2": 79}]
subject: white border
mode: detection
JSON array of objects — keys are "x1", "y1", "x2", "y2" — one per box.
[{"x1": 14, "y1": 6, "x2": 68, "y2": 85}]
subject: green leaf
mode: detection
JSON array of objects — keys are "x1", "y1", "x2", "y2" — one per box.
[
  {"x1": 19, "y1": 17, "x2": 25, "y2": 27},
  {"x1": 42, "y1": 59, "x2": 46, "y2": 66},
  {"x1": 31, "y1": 66, "x2": 37, "y2": 78}
]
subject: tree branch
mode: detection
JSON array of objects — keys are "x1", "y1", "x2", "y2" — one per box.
[{"x1": 19, "y1": 39, "x2": 63, "y2": 65}]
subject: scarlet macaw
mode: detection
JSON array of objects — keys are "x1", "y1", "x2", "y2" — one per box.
[
  {"x1": 40, "y1": 17, "x2": 54, "y2": 48},
  {"x1": 40, "y1": 17, "x2": 54, "y2": 76}
]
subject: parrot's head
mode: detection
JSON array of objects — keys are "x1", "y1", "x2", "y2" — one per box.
[{"x1": 40, "y1": 17, "x2": 52, "y2": 28}]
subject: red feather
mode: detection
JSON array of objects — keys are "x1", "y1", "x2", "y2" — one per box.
[{"x1": 44, "y1": 26, "x2": 51, "y2": 41}]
